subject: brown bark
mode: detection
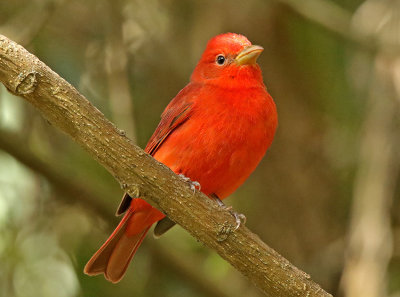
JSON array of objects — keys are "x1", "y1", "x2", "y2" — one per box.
[
  {"x1": 0, "y1": 34, "x2": 332, "y2": 297},
  {"x1": 0, "y1": 129, "x2": 235, "y2": 297}
]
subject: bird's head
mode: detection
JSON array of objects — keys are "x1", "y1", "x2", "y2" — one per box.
[{"x1": 191, "y1": 33, "x2": 264, "y2": 88}]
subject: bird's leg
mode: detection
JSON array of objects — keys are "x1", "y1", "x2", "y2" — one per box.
[
  {"x1": 210, "y1": 194, "x2": 246, "y2": 230},
  {"x1": 178, "y1": 174, "x2": 201, "y2": 192}
]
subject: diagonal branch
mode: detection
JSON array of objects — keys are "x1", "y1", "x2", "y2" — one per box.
[
  {"x1": 0, "y1": 34, "x2": 332, "y2": 297},
  {"x1": 0, "y1": 128, "x2": 115, "y2": 220},
  {"x1": 274, "y1": 0, "x2": 354, "y2": 42},
  {"x1": 0, "y1": 129, "x2": 235, "y2": 297},
  {"x1": 273, "y1": 0, "x2": 400, "y2": 53}
]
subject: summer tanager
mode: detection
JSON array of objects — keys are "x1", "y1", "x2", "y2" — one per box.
[{"x1": 84, "y1": 33, "x2": 278, "y2": 283}]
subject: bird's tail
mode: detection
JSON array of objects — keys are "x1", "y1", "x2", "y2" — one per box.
[{"x1": 84, "y1": 198, "x2": 165, "y2": 283}]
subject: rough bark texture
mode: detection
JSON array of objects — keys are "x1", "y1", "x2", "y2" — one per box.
[{"x1": 0, "y1": 34, "x2": 332, "y2": 297}]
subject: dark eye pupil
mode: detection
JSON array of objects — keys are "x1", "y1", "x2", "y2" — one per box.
[{"x1": 216, "y1": 55, "x2": 225, "y2": 65}]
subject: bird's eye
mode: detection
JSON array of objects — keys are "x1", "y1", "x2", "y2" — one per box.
[{"x1": 216, "y1": 55, "x2": 226, "y2": 65}]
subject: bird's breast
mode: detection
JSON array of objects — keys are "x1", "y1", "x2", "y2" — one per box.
[{"x1": 154, "y1": 86, "x2": 277, "y2": 199}]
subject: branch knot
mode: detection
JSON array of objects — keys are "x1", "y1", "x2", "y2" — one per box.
[
  {"x1": 15, "y1": 70, "x2": 38, "y2": 95},
  {"x1": 216, "y1": 221, "x2": 235, "y2": 242}
]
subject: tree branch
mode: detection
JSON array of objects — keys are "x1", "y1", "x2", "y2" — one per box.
[
  {"x1": 0, "y1": 34, "x2": 332, "y2": 297},
  {"x1": 0, "y1": 128, "x2": 235, "y2": 297},
  {"x1": 104, "y1": 0, "x2": 138, "y2": 142},
  {"x1": 273, "y1": 0, "x2": 400, "y2": 53},
  {"x1": 274, "y1": 0, "x2": 354, "y2": 42},
  {"x1": 339, "y1": 53, "x2": 400, "y2": 297},
  {"x1": 0, "y1": 128, "x2": 115, "y2": 220}
]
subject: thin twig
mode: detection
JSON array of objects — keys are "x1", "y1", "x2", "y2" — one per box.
[
  {"x1": 340, "y1": 54, "x2": 400, "y2": 297},
  {"x1": 104, "y1": 0, "x2": 138, "y2": 142},
  {"x1": 0, "y1": 128, "x2": 114, "y2": 220},
  {"x1": 0, "y1": 0, "x2": 59, "y2": 46},
  {"x1": 273, "y1": 0, "x2": 399, "y2": 53}
]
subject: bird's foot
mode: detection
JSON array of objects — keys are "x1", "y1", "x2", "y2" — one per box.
[
  {"x1": 211, "y1": 194, "x2": 246, "y2": 230},
  {"x1": 178, "y1": 174, "x2": 201, "y2": 192}
]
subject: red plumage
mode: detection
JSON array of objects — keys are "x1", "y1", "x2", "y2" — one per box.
[{"x1": 84, "y1": 33, "x2": 278, "y2": 283}]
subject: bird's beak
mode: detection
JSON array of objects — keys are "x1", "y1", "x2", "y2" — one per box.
[{"x1": 235, "y1": 45, "x2": 264, "y2": 66}]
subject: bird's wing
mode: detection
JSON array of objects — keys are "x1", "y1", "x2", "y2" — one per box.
[
  {"x1": 116, "y1": 83, "x2": 200, "y2": 216},
  {"x1": 144, "y1": 84, "x2": 198, "y2": 156}
]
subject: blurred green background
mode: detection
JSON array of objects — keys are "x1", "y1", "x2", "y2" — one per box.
[{"x1": 0, "y1": 0, "x2": 399, "y2": 296}]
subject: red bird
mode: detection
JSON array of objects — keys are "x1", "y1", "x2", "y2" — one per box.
[{"x1": 84, "y1": 33, "x2": 278, "y2": 283}]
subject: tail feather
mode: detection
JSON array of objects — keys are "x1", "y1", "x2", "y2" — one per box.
[
  {"x1": 154, "y1": 217, "x2": 176, "y2": 238},
  {"x1": 84, "y1": 226, "x2": 126, "y2": 275},
  {"x1": 84, "y1": 198, "x2": 164, "y2": 283}
]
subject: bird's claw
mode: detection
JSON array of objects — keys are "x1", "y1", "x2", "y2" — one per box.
[
  {"x1": 178, "y1": 174, "x2": 201, "y2": 192},
  {"x1": 190, "y1": 181, "x2": 201, "y2": 192},
  {"x1": 232, "y1": 211, "x2": 247, "y2": 230},
  {"x1": 222, "y1": 206, "x2": 246, "y2": 230},
  {"x1": 211, "y1": 194, "x2": 246, "y2": 230}
]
